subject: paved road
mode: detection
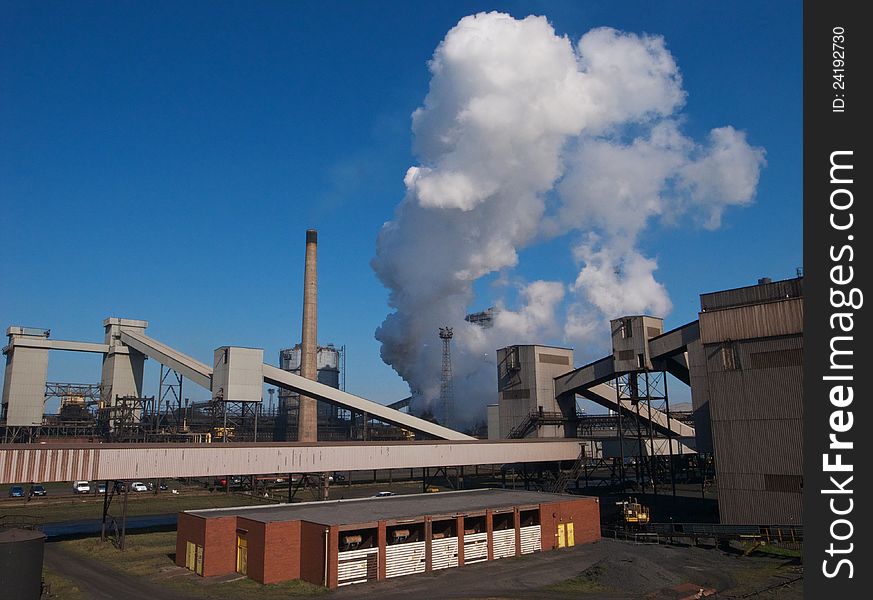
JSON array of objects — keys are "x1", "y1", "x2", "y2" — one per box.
[{"x1": 44, "y1": 543, "x2": 192, "y2": 600}]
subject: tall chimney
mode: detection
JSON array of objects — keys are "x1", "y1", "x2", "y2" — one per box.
[{"x1": 298, "y1": 229, "x2": 318, "y2": 442}]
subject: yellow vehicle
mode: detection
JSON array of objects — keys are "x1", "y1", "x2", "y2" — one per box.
[{"x1": 617, "y1": 497, "x2": 650, "y2": 526}]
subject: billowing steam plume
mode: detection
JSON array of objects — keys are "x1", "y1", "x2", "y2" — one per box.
[{"x1": 372, "y1": 12, "x2": 765, "y2": 425}]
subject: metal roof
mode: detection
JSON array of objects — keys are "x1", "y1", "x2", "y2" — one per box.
[{"x1": 186, "y1": 488, "x2": 583, "y2": 525}]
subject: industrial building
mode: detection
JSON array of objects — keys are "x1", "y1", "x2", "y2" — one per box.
[
  {"x1": 489, "y1": 276, "x2": 803, "y2": 525},
  {"x1": 694, "y1": 278, "x2": 803, "y2": 524},
  {"x1": 1, "y1": 273, "x2": 803, "y2": 526},
  {"x1": 175, "y1": 489, "x2": 599, "y2": 587},
  {"x1": 491, "y1": 345, "x2": 576, "y2": 440},
  {"x1": 1, "y1": 319, "x2": 469, "y2": 444}
]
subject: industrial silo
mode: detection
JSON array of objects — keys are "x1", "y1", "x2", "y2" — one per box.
[
  {"x1": 279, "y1": 344, "x2": 341, "y2": 388},
  {"x1": 276, "y1": 344, "x2": 345, "y2": 439},
  {"x1": 0, "y1": 527, "x2": 46, "y2": 600}
]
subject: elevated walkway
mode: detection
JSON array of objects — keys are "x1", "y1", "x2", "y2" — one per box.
[
  {"x1": 118, "y1": 331, "x2": 473, "y2": 441},
  {"x1": 554, "y1": 320, "x2": 701, "y2": 441}
]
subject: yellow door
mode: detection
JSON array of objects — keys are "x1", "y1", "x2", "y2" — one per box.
[
  {"x1": 236, "y1": 534, "x2": 248, "y2": 575},
  {"x1": 556, "y1": 523, "x2": 566, "y2": 548},
  {"x1": 185, "y1": 542, "x2": 196, "y2": 570},
  {"x1": 566, "y1": 522, "x2": 575, "y2": 547},
  {"x1": 195, "y1": 545, "x2": 203, "y2": 575}
]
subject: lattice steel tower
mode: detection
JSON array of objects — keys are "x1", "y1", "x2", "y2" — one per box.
[{"x1": 438, "y1": 327, "x2": 455, "y2": 429}]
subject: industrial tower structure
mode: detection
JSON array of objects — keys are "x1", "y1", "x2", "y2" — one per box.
[
  {"x1": 439, "y1": 326, "x2": 454, "y2": 429},
  {"x1": 298, "y1": 229, "x2": 319, "y2": 442}
]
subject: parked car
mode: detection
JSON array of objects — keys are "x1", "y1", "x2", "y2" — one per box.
[
  {"x1": 158, "y1": 481, "x2": 168, "y2": 491},
  {"x1": 371, "y1": 491, "x2": 395, "y2": 498},
  {"x1": 97, "y1": 482, "x2": 107, "y2": 494},
  {"x1": 8, "y1": 485, "x2": 24, "y2": 498},
  {"x1": 216, "y1": 476, "x2": 244, "y2": 488},
  {"x1": 73, "y1": 480, "x2": 90, "y2": 494},
  {"x1": 130, "y1": 482, "x2": 149, "y2": 492},
  {"x1": 30, "y1": 484, "x2": 47, "y2": 497}
]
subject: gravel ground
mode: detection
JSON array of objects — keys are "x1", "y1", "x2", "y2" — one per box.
[
  {"x1": 44, "y1": 535, "x2": 802, "y2": 600},
  {"x1": 329, "y1": 539, "x2": 802, "y2": 600}
]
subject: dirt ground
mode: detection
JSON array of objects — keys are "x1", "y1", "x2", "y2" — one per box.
[
  {"x1": 44, "y1": 534, "x2": 802, "y2": 600},
  {"x1": 44, "y1": 543, "x2": 193, "y2": 600}
]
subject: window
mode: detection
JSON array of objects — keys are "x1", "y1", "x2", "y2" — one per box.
[
  {"x1": 721, "y1": 343, "x2": 740, "y2": 370},
  {"x1": 506, "y1": 346, "x2": 520, "y2": 371}
]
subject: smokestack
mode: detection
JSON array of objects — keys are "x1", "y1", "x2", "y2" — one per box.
[{"x1": 298, "y1": 229, "x2": 318, "y2": 442}]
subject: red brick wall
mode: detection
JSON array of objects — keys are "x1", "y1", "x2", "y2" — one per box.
[
  {"x1": 261, "y1": 520, "x2": 302, "y2": 584},
  {"x1": 203, "y1": 516, "x2": 237, "y2": 577},
  {"x1": 298, "y1": 521, "x2": 328, "y2": 586},
  {"x1": 540, "y1": 498, "x2": 600, "y2": 551},
  {"x1": 377, "y1": 520, "x2": 387, "y2": 580},
  {"x1": 424, "y1": 517, "x2": 433, "y2": 571},
  {"x1": 326, "y1": 526, "x2": 341, "y2": 588},
  {"x1": 456, "y1": 516, "x2": 465, "y2": 566},
  {"x1": 485, "y1": 509, "x2": 494, "y2": 560},
  {"x1": 175, "y1": 512, "x2": 205, "y2": 568}
]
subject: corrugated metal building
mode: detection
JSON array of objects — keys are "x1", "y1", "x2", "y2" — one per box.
[
  {"x1": 697, "y1": 277, "x2": 803, "y2": 524},
  {"x1": 175, "y1": 489, "x2": 599, "y2": 588}
]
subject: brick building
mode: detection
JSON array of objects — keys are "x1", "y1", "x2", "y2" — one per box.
[{"x1": 176, "y1": 488, "x2": 600, "y2": 588}]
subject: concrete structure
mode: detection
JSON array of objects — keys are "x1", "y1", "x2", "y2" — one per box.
[
  {"x1": 2, "y1": 320, "x2": 147, "y2": 431},
  {"x1": 176, "y1": 489, "x2": 600, "y2": 587},
  {"x1": 2, "y1": 328, "x2": 50, "y2": 427},
  {"x1": 212, "y1": 347, "x2": 264, "y2": 402},
  {"x1": 0, "y1": 439, "x2": 584, "y2": 484},
  {"x1": 298, "y1": 229, "x2": 319, "y2": 443},
  {"x1": 496, "y1": 345, "x2": 575, "y2": 439},
  {"x1": 100, "y1": 318, "x2": 148, "y2": 407},
  {"x1": 486, "y1": 404, "x2": 499, "y2": 440},
  {"x1": 695, "y1": 277, "x2": 803, "y2": 524},
  {"x1": 2, "y1": 318, "x2": 473, "y2": 442},
  {"x1": 611, "y1": 315, "x2": 664, "y2": 372}
]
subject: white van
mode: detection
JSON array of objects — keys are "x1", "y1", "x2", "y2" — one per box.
[{"x1": 73, "y1": 480, "x2": 90, "y2": 494}]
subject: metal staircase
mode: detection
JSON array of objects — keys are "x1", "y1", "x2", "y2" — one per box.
[
  {"x1": 547, "y1": 449, "x2": 586, "y2": 493},
  {"x1": 508, "y1": 409, "x2": 565, "y2": 439}
]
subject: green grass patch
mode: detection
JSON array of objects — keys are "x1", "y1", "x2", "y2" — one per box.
[
  {"x1": 746, "y1": 543, "x2": 802, "y2": 559},
  {"x1": 0, "y1": 491, "x2": 271, "y2": 524},
  {"x1": 63, "y1": 531, "x2": 180, "y2": 577},
  {"x1": 59, "y1": 531, "x2": 327, "y2": 599},
  {"x1": 546, "y1": 562, "x2": 612, "y2": 595},
  {"x1": 42, "y1": 566, "x2": 87, "y2": 600}
]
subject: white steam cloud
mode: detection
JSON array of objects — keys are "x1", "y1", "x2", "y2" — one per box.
[{"x1": 371, "y1": 12, "x2": 765, "y2": 426}]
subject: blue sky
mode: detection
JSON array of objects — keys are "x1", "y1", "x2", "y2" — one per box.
[{"x1": 0, "y1": 1, "x2": 801, "y2": 410}]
